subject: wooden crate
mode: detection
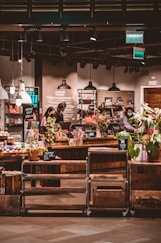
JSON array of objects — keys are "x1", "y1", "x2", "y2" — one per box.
[
  {"x1": 0, "y1": 195, "x2": 20, "y2": 216},
  {"x1": 131, "y1": 190, "x2": 161, "y2": 209},
  {"x1": 93, "y1": 189, "x2": 127, "y2": 208},
  {"x1": 3, "y1": 171, "x2": 21, "y2": 195}
]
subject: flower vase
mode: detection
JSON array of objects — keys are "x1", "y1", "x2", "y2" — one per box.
[
  {"x1": 118, "y1": 139, "x2": 128, "y2": 150},
  {"x1": 147, "y1": 148, "x2": 161, "y2": 162},
  {"x1": 28, "y1": 149, "x2": 39, "y2": 161}
]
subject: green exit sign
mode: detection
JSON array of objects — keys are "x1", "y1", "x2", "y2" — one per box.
[{"x1": 133, "y1": 47, "x2": 145, "y2": 60}]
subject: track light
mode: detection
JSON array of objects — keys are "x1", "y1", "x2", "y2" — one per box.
[
  {"x1": 80, "y1": 60, "x2": 86, "y2": 68},
  {"x1": 90, "y1": 27, "x2": 97, "y2": 41},
  {"x1": 35, "y1": 29, "x2": 43, "y2": 42},
  {"x1": 60, "y1": 28, "x2": 69, "y2": 42},
  {"x1": 18, "y1": 30, "x2": 27, "y2": 42}
]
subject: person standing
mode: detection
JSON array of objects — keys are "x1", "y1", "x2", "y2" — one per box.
[
  {"x1": 53, "y1": 102, "x2": 66, "y2": 123},
  {"x1": 40, "y1": 106, "x2": 55, "y2": 134},
  {"x1": 119, "y1": 106, "x2": 136, "y2": 133}
]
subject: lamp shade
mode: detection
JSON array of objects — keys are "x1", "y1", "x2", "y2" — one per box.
[
  {"x1": 0, "y1": 78, "x2": 9, "y2": 100},
  {"x1": 84, "y1": 81, "x2": 96, "y2": 90},
  {"x1": 108, "y1": 82, "x2": 120, "y2": 91},
  {"x1": 57, "y1": 80, "x2": 71, "y2": 89},
  {"x1": 19, "y1": 80, "x2": 32, "y2": 104}
]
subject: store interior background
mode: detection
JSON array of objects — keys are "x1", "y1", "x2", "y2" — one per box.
[{"x1": 0, "y1": 55, "x2": 161, "y2": 115}]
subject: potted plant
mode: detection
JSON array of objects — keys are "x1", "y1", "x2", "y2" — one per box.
[
  {"x1": 129, "y1": 103, "x2": 161, "y2": 162},
  {"x1": 115, "y1": 130, "x2": 140, "y2": 160},
  {"x1": 26, "y1": 137, "x2": 40, "y2": 161}
]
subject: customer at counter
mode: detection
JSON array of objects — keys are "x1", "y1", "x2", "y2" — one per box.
[
  {"x1": 53, "y1": 102, "x2": 66, "y2": 123},
  {"x1": 119, "y1": 106, "x2": 136, "y2": 133},
  {"x1": 40, "y1": 106, "x2": 55, "y2": 134},
  {"x1": 84, "y1": 105, "x2": 96, "y2": 124}
]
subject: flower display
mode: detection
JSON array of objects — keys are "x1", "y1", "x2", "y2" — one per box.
[
  {"x1": 46, "y1": 116, "x2": 62, "y2": 145},
  {"x1": 95, "y1": 110, "x2": 109, "y2": 135},
  {"x1": 130, "y1": 103, "x2": 161, "y2": 155}
]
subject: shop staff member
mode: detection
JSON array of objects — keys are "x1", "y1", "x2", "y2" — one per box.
[
  {"x1": 54, "y1": 102, "x2": 66, "y2": 123},
  {"x1": 40, "y1": 106, "x2": 55, "y2": 133},
  {"x1": 119, "y1": 107, "x2": 136, "y2": 133}
]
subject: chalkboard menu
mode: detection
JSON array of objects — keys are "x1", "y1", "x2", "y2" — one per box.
[
  {"x1": 24, "y1": 106, "x2": 34, "y2": 120},
  {"x1": 46, "y1": 90, "x2": 77, "y2": 121},
  {"x1": 43, "y1": 151, "x2": 56, "y2": 161}
]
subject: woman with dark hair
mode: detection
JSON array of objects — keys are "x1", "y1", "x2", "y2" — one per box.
[
  {"x1": 40, "y1": 106, "x2": 55, "y2": 133},
  {"x1": 53, "y1": 102, "x2": 66, "y2": 123},
  {"x1": 119, "y1": 106, "x2": 136, "y2": 132}
]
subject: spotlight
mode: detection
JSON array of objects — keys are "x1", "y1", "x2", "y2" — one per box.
[
  {"x1": 90, "y1": 27, "x2": 97, "y2": 41},
  {"x1": 35, "y1": 29, "x2": 43, "y2": 42},
  {"x1": 18, "y1": 30, "x2": 27, "y2": 42},
  {"x1": 106, "y1": 63, "x2": 112, "y2": 70},
  {"x1": 80, "y1": 60, "x2": 86, "y2": 68},
  {"x1": 60, "y1": 28, "x2": 69, "y2": 42}
]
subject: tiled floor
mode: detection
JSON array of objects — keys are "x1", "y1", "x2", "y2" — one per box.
[
  {"x1": 0, "y1": 210, "x2": 161, "y2": 243},
  {"x1": 1, "y1": 179, "x2": 161, "y2": 243}
]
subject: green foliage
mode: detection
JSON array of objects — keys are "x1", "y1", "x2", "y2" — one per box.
[{"x1": 128, "y1": 136, "x2": 140, "y2": 160}]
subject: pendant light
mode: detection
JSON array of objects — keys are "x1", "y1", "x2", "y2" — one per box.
[
  {"x1": 16, "y1": 42, "x2": 32, "y2": 106},
  {"x1": 84, "y1": 64, "x2": 96, "y2": 90},
  {"x1": 57, "y1": 59, "x2": 71, "y2": 89},
  {"x1": 0, "y1": 78, "x2": 9, "y2": 100},
  {"x1": 10, "y1": 40, "x2": 15, "y2": 95},
  {"x1": 108, "y1": 65, "x2": 120, "y2": 91}
]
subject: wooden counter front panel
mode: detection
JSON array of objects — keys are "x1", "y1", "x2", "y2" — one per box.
[{"x1": 130, "y1": 162, "x2": 161, "y2": 209}]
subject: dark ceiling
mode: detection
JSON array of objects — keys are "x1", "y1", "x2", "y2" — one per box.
[{"x1": 1, "y1": 0, "x2": 161, "y2": 67}]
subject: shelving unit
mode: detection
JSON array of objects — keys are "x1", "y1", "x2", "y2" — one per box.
[
  {"x1": 86, "y1": 147, "x2": 130, "y2": 216},
  {"x1": 21, "y1": 159, "x2": 87, "y2": 214},
  {"x1": 5, "y1": 86, "x2": 39, "y2": 142},
  {"x1": 77, "y1": 89, "x2": 97, "y2": 122},
  {"x1": 97, "y1": 90, "x2": 135, "y2": 119}
]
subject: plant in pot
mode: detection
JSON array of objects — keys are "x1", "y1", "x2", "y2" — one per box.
[
  {"x1": 115, "y1": 130, "x2": 140, "y2": 160},
  {"x1": 129, "y1": 103, "x2": 161, "y2": 162},
  {"x1": 26, "y1": 137, "x2": 40, "y2": 161}
]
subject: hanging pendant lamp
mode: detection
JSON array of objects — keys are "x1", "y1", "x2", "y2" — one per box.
[
  {"x1": 0, "y1": 78, "x2": 9, "y2": 100},
  {"x1": 57, "y1": 79, "x2": 71, "y2": 89},
  {"x1": 84, "y1": 64, "x2": 96, "y2": 90},
  {"x1": 108, "y1": 65, "x2": 120, "y2": 91},
  {"x1": 9, "y1": 40, "x2": 16, "y2": 95},
  {"x1": 57, "y1": 59, "x2": 71, "y2": 89},
  {"x1": 16, "y1": 42, "x2": 32, "y2": 105}
]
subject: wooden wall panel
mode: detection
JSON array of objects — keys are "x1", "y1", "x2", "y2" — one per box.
[{"x1": 144, "y1": 88, "x2": 161, "y2": 108}]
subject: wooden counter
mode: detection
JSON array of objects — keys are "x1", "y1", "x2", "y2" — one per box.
[{"x1": 52, "y1": 136, "x2": 118, "y2": 160}]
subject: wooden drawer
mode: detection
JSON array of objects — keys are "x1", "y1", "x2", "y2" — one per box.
[
  {"x1": 91, "y1": 181, "x2": 128, "y2": 208},
  {"x1": 93, "y1": 189, "x2": 127, "y2": 208}
]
